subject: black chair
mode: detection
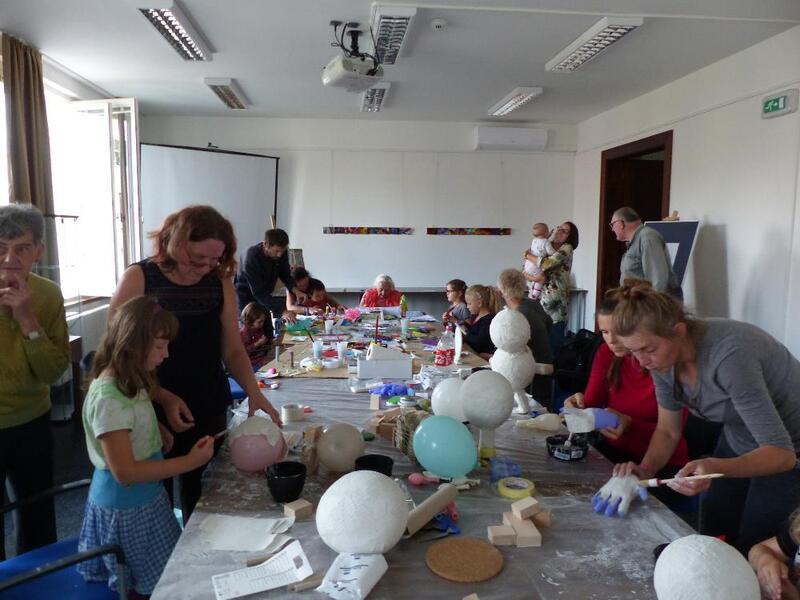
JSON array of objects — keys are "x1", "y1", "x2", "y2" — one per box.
[{"x1": 0, "y1": 479, "x2": 128, "y2": 599}]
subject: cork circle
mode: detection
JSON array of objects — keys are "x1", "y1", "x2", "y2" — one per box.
[{"x1": 425, "y1": 537, "x2": 504, "y2": 583}]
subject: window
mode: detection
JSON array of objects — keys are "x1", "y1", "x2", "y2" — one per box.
[{"x1": 0, "y1": 80, "x2": 139, "y2": 300}]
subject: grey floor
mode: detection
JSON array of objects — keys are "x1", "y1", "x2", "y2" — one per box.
[{"x1": 3, "y1": 419, "x2": 92, "y2": 559}]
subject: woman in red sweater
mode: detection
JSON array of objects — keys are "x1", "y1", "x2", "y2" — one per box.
[{"x1": 565, "y1": 295, "x2": 689, "y2": 471}]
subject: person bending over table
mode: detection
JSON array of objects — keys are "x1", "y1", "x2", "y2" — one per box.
[
  {"x1": 360, "y1": 273, "x2": 402, "y2": 307},
  {"x1": 0, "y1": 204, "x2": 69, "y2": 560},
  {"x1": 442, "y1": 278, "x2": 471, "y2": 326},
  {"x1": 565, "y1": 292, "x2": 689, "y2": 505},
  {"x1": 285, "y1": 266, "x2": 312, "y2": 317},
  {"x1": 304, "y1": 278, "x2": 342, "y2": 314},
  {"x1": 110, "y1": 205, "x2": 282, "y2": 523},
  {"x1": 460, "y1": 284, "x2": 501, "y2": 358},
  {"x1": 235, "y1": 228, "x2": 306, "y2": 332},
  {"x1": 525, "y1": 221, "x2": 579, "y2": 355},
  {"x1": 612, "y1": 279, "x2": 800, "y2": 552}
]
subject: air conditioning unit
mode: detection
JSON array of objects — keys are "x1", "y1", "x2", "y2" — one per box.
[{"x1": 474, "y1": 126, "x2": 549, "y2": 151}]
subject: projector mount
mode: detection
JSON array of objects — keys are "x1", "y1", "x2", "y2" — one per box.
[{"x1": 329, "y1": 20, "x2": 381, "y2": 76}]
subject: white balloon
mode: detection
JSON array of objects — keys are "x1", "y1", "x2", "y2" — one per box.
[
  {"x1": 431, "y1": 377, "x2": 466, "y2": 421},
  {"x1": 490, "y1": 348, "x2": 536, "y2": 390},
  {"x1": 316, "y1": 470, "x2": 408, "y2": 554},
  {"x1": 460, "y1": 370, "x2": 514, "y2": 429},
  {"x1": 317, "y1": 423, "x2": 365, "y2": 472},
  {"x1": 489, "y1": 308, "x2": 530, "y2": 353},
  {"x1": 654, "y1": 535, "x2": 759, "y2": 600}
]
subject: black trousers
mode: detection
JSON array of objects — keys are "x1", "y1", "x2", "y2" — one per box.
[
  {"x1": 702, "y1": 435, "x2": 800, "y2": 554},
  {"x1": 0, "y1": 411, "x2": 57, "y2": 560}
]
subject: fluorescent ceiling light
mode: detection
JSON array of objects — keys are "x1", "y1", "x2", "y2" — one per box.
[
  {"x1": 370, "y1": 3, "x2": 416, "y2": 65},
  {"x1": 489, "y1": 87, "x2": 543, "y2": 117},
  {"x1": 361, "y1": 82, "x2": 391, "y2": 113},
  {"x1": 139, "y1": 1, "x2": 213, "y2": 61},
  {"x1": 204, "y1": 78, "x2": 248, "y2": 109},
  {"x1": 545, "y1": 16, "x2": 643, "y2": 72}
]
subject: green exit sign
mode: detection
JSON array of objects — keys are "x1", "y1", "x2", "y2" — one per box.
[{"x1": 762, "y1": 89, "x2": 798, "y2": 119}]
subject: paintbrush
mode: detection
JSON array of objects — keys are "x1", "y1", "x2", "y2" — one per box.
[
  {"x1": 306, "y1": 327, "x2": 314, "y2": 342},
  {"x1": 638, "y1": 473, "x2": 724, "y2": 488},
  {"x1": 198, "y1": 430, "x2": 227, "y2": 447}
]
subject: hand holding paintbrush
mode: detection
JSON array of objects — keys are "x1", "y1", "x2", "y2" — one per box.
[{"x1": 639, "y1": 473, "x2": 724, "y2": 488}]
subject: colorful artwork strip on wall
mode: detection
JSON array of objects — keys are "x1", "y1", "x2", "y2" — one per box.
[
  {"x1": 323, "y1": 226, "x2": 414, "y2": 235},
  {"x1": 426, "y1": 227, "x2": 512, "y2": 235}
]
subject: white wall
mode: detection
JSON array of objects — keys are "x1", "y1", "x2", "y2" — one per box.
[
  {"x1": 572, "y1": 25, "x2": 800, "y2": 352},
  {"x1": 140, "y1": 117, "x2": 577, "y2": 289}
]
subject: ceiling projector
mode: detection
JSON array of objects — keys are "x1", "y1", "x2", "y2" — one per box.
[{"x1": 322, "y1": 54, "x2": 384, "y2": 92}]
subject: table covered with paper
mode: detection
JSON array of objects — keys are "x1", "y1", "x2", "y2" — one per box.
[{"x1": 151, "y1": 377, "x2": 693, "y2": 600}]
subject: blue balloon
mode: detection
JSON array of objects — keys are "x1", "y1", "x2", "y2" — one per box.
[{"x1": 413, "y1": 416, "x2": 477, "y2": 478}]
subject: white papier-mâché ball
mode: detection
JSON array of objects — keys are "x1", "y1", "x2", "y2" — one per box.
[
  {"x1": 460, "y1": 370, "x2": 514, "y2": 429},
  {"x1": 229, "y1": 416, "x2": 287, "y2": 473},
  {"x1": 654, "y1": 535, "x2": 759, "y2": 600},
  {"x1": 316, "y1": 470, "x2": 408, "y2": 554},
  {"x1": 316, "y1": 423, "x2": 366, "y2": 472},
  {"x1": 490, "y1": 348, "x2": 536, "y2": 391},
  {"x1": 489, "y1": 308, "x2": 530, "y2": 353},
  {"x1": 431, "y1": 377, "x2": 466, "y2": 421}
]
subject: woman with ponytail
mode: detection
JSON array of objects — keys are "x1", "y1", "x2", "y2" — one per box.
[{"x1": 611, "y1": 279, "x2": 800, "y2": 552}]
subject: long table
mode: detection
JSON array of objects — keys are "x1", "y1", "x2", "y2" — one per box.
[{"x1": 152, "y1": 378, "x2": 694, "y2": 599}]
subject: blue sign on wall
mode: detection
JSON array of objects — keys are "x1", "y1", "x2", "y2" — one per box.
[{"x1": 643, "y1": 220, "x2": 700, "y2": 286}]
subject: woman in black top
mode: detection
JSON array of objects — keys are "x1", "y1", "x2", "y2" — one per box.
[
  {"x1": 461, "y1": 284, "x2": 502, "y2": 358},
  {"x1": 109, "y1": 206, "x2": 281, "y2": 522}
]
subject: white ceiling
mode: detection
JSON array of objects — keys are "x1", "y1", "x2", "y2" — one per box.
[{"x1": 1, "y1": 0, "x2": 799, "y2": 124}]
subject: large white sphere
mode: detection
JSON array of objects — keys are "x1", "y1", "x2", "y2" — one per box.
[
  {"x1": 431, "y1": 377, "x2": 466, "y2": 421},
  {"x1": 490, "y1": 348, "x2": 536, "y2": 391},
  {"x1": 316, "y1": 470, "x2": 408, "y2": 553},
  {"x1": 317, "y1": 423, "x2": 366, "y2": 472},
  {"x1": 654, "y1": 535, "x2": 759, "y2": 600},
  {"x1": 460, "y1": 370, "x2": 514, "y2": 429},
  {"x1": 229, "y1": 416, "x2": 287, "y2": 473},
  {"x1": 489, "y1": 308, "x2": 530, "y2": 353}
]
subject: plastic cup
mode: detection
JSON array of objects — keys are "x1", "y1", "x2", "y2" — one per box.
[
  {"x1": 312, "y1": 340, "x2": 323, "y2": 359},
  {"x1": 266, "y1": 461, "x2": 307, "y2": 503},
  {"x1": 325, "y1": 319, "x2": 334, "y2": 334},
  {"x1": 400, "y1": 318, "x2": 409, "y2": 337},
  {"x1": 337, "y1": 341, "x2": 348, "y2": 361},
  {"x1": 354, "y1": 454, "x2": 394, "y2": 477}
]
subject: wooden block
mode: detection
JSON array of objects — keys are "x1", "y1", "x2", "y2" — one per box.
[
  {"x1": 370, "y1": 394, "x2": 383, "y2": 410},
  {"x1": 502, "y1": 512, "x2": 542, "y2": 548},
  {"x1": 487, "y1": 525, "x2": 516, "y2": 546},
  {"x1": 532, "y1": 510, "x2": 552, "y2": 528},
  {"x1": 511, "y1": 495, "x2": 542, "y2": 520},
  {"x1": 284, "y1": 498, "x2": 314, "y2": 519}
]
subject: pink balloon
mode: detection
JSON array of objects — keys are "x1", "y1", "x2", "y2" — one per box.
[{"x1": 230, "y1": 433, "x2": 287, "y2": 473}]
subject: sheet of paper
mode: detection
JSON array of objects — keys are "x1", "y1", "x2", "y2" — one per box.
[
  {"x1": 410, "y1": 314, "x2": 437, "y2": 322},
  {"x1": 212, "y1": 540, "x2": 313, "y2": 600},
  {"x1": 200, "y1": 514, "x2": 295, "y2": 551}
]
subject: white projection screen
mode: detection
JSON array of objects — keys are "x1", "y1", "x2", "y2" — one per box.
[{"x1": 139, "y1": 144, "x2": 278, "y2": 258}]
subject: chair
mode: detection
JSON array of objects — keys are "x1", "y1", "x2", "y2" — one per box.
[
  {"x1": 0, "y1": 480, "x2": 127, "y2": 599},
  {"x1": 228, "y1": 377, "x2": 247, "y2": 401}
]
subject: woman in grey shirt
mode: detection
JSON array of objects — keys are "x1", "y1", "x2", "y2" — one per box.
[{"x1": 611, "y1": 279, "x2": 800, "y2": 552}]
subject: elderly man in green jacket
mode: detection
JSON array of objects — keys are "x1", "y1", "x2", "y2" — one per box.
[
  {"x1": 0, "y1": 204, "x2": 69, "y2": 559},
  {"x1": 610, "y1": 206, "x2": 683, "y2": 300}
]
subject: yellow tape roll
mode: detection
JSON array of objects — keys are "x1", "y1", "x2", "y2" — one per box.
[{"x1": 497, "y1": 477, "x2": 536, "y2": 499}]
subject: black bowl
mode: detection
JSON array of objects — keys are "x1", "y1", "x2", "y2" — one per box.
[
  {"x1": 354, "y1": 454, "x2": 394, "y2": 477},
  {"x1": 546, "y1": 434, "x2": 588, "y2": 462},
  {"x1": 266, "y1": 461, "x2": 307, "y2": 503}
]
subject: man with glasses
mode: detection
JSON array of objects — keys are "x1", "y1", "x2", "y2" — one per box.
[
  {"x1": 610, "y1": 206, "x2": 682, "y2": 299},
  {"x1": 0, "y1": 203, "x2": 69, "y2": 560},
  {"x1": 235, "y1": 228, "x2": 307, "y2": 334}
]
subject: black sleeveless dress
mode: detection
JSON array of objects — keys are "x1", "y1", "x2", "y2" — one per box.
[{"x1": 138, "y1": 259, "x2": 231, "y2": 450}]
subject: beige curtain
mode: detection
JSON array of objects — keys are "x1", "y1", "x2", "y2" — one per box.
[{"x1": 2, "y1": 33, "x2": 59, "y2": 280}]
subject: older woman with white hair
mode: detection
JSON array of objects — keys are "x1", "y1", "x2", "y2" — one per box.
[
  {"x1": 0, "y1": 204, "x2": 69, "y2": 559},
  {"x1": 360, "y1": 273, "x2": 403, "y2": 307}
]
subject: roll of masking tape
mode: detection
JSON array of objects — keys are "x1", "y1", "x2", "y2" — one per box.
[
  {"x1": 497, "y1": 477, "x2": 535, "y2": 499},
  {"x1": 281, "y1": 403, "x2": 305, "y2": 423}
]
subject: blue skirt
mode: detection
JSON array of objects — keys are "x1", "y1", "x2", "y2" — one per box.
[{"x1": 76, "y1": 489, "x2": 181, "y2": 594}]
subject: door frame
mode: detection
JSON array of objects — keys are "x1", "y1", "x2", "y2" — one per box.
[{"x1": 595, "y1": 130, "x2": 674, "y2": 308}]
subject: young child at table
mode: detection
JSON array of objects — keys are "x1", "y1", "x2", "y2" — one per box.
[
  {"x1": 460, "y1": 284, "x2": 502, "y2": 357},
  {"x1": 240, "y1": 301, "x2": 270, "y2": 369},
  {"x1": 442, "y1": 278, "x2": 471, "y2": 325},
  {"x1": 303, "y1": 278, "x2": 342, "y2": 314},
  {"x1": 77, "y1": 296, "x2": 215, "y2": 597},
  {"x1": 523, "y1": 222, "x2": 555, "y2": 300},
  {"x1": 749, "y1": 509, "x2": 800, "y2": 600}
]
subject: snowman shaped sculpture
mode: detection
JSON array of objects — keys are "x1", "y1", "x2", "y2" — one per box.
[{"x1": 489, "y1": 308, "x2": 537, "y2": 415}]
